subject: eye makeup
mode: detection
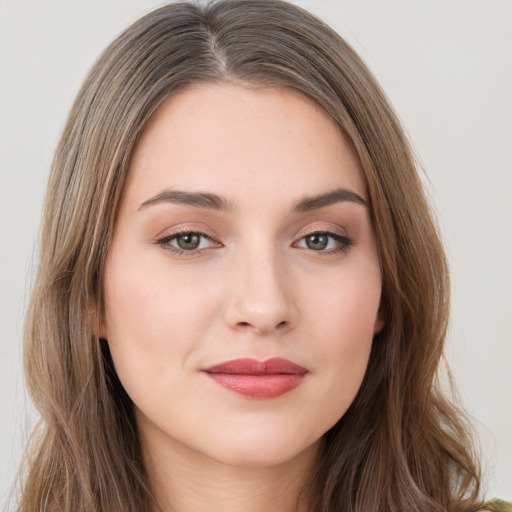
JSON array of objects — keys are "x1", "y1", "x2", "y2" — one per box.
[
  {"x1": 153, "y1": 226, "x2": 354, "y2": 258},
  {"x1": 154, "y1": 228, "x2": 222, "y2": 257},
  {"x1": 293, "y1": 230, "x2": 353, "y2": 254}
]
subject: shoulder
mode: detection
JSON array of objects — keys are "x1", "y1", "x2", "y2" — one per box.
[{"x1": 480, "y1": 499, "x2": 512, "y2": 512}]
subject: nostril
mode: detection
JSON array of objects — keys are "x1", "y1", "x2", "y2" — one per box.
[{"x1": 235, "y1": 320, "x2": 289, "y2": 332}]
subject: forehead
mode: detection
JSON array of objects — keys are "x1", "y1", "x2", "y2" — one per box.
[{"x1": 123, "y1": 83, "x2": 365, "y2": 210}]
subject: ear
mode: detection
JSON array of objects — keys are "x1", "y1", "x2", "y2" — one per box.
[
  {"x1": 86, "y1": 295, "x2": 108, "y2": 340},
  {"x1": 373, "y1": 316, "x2": 384, "y2": 335},
  {"x1": 373, "y1": 307, "x2": 385, "y2": 335}
]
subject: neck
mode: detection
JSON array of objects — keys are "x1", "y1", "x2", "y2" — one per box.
[{"x1": 140, "y1": 426, "x2": 322, "y2": 512}]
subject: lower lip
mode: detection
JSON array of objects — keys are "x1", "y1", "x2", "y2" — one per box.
[{"x1": 205, "y1": 373, "x2": 305, "y2": 399}]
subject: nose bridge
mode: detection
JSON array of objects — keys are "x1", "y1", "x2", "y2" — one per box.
[{"x1": 224, "y1": 240, "x2": 296, "y2": 335}]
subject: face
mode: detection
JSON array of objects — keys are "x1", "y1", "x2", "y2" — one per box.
[{"x1": 102, "y1": 84, "x2": 383, "y2": 469}]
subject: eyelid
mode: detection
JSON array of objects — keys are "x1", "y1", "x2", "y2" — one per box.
[
  {"x1": 293, "y1": 222, "x2": 349, "y2": 241},
  {"x1": 152, "y1": 222, "x2": 353, "y2": 257},
  {"x1": 292, "y1": 225, "x2": 354, "y2": 253},
  {"x1": 151, "y1": 222, "x2": 220, "y2": 244},
  {"x1": 152, "y1": 225, "x2": 223, "y2": 256}
]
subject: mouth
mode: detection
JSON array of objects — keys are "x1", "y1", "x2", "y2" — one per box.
[{"x1": 201, "y1": 357, "x2": 308, "y2": 399}]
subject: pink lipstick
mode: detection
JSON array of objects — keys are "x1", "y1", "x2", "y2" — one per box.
[{"x1": 202, "y1": 357, "x2": 308, "y2": 399}]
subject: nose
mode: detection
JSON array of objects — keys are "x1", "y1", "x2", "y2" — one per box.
[{"x1": 223, "y1": 249, "x2": 297, "y2": 336}]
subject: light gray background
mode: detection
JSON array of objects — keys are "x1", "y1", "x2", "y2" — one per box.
[{"x1": 1, "y1": 0, "x2": 511, "y2": 506}]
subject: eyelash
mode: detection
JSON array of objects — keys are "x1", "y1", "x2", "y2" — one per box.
[
  {"x1": 294, "y1": 230, "x2": 353, "y2": 254},
  {"x1": 154, "y1": 229, "x2": 353, "y2": 257},
  {"x1": 155, "y1": 229, "x2": 219, "y2": 257}
]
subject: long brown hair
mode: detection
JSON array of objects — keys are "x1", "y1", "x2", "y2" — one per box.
[{"x1": 19, "y1": 1, "x2": 482, "y2": 510}]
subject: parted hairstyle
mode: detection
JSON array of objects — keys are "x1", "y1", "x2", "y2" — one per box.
[{"x1": 19, "y1": 1, "x2": 483, "y2": 511}]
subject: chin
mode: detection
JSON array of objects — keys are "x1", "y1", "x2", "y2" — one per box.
[{"x1": 198, "y1": 427, "x2": 322, "y2": 469}]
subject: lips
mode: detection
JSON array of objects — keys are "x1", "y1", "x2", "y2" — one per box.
[{"x1": 202, "y1": 357, "x2": 308, "y2": 399}]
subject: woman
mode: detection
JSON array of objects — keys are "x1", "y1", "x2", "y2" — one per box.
[{"x1": 16, "y1": 1, "x2": 510, "y2": 511}]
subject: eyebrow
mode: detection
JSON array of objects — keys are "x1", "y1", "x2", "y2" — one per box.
[
  {"x1": 138, "y1": 187, "x2": 367, "y2": 213},
  {"x1": 139, "y1": 189, "x2": 234, "y2": 212},
  {"x1": 290, "y1": 188, "x2": 368, "y2": 212}
]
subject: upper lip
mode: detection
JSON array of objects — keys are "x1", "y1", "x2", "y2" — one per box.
[{"x1": 202, "y1": 357, "x2": 308, "y2": 375}]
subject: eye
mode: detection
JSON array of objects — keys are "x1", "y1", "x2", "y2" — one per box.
[
  {"x1": 156, "y1": 230, "x2": 219, "y2": 255},
  {"x1": 294, "y1": 231, "x2": 353, "y2": 253}
]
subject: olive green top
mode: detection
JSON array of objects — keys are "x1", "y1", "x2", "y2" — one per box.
[{"x1": 482, "y1": 500, "x2": 512, "y2": 511}]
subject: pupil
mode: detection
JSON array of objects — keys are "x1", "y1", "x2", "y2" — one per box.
[
  {"x1": 178, "y1": 233, "x2": 200, "y2": 250},
  {"x1": 307, "y1": 234, "x2": 328, "y2": 250}
]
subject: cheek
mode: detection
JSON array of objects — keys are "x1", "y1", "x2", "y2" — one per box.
[
  {"x1": 302, "y1": 263, "x2": 380, "y2": 419},
  {"x1": 308, "y1": 260, "x2": 381, "y2": 347},
  {"x1": 101, "y1": 253, "x2": 218, "y2": 401},
  {"x1": 103, "y1": 249, "x2": 217, "y2": 342}
]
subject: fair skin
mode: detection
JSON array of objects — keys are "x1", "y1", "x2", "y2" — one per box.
[{"x1": 102, "y1": 83, "x2": 383, "y2": 512}]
